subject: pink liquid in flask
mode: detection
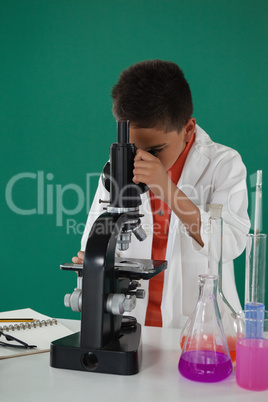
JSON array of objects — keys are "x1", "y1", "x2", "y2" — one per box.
[{"x1": 178, "y1": 350, "x2": 232, "y2": 382}]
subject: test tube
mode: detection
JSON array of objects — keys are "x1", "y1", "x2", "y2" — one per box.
[
  {"x1": 245, "y1": 171, "x2": 266, "y2": 338},
  {"x1": 245, "y1": 233, "x2": 266, "y2": 337}
]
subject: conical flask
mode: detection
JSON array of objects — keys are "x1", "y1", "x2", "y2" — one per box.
[
  {"x1": 178, "y1": 274, "x2": 233, "y2": 382},
  {"x1": 180, "y1": 204, "x2": 238, "y2": 364}
]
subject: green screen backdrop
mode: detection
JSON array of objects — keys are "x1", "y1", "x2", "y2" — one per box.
[{"x1": 1, "y1": 0, "x2": 268, "y2": 319}]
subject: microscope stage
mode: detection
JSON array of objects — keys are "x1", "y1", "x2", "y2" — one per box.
[
  {"x1": 60, "y1": 258, "x2": 167, "y2": 280},
  {"x1": 114, "y1": 257, "x2": 167, "y2": 279}
]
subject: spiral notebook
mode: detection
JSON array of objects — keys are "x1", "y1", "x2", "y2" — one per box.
[{"x1": 0, "y1": 308, "x2": 75, "y2": 359}]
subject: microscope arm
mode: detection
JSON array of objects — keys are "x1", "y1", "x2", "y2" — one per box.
[{"x1": 81, "y1": 211, "x2": 136, "y2": 349}]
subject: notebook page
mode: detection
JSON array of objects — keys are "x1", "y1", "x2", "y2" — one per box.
[{"x1": 0, "y1": 308, "x2": 75, "y2": 359}]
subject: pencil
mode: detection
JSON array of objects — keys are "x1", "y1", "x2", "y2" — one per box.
[{"x1": 0, "y1": 318, "x2": 36, "y2": 322}]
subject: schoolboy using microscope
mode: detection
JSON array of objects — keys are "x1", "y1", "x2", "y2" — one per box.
[{"x1": 73, "y1": 60, "x2": 250, "y2": 328}]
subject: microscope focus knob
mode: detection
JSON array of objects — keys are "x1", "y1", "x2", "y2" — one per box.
[
  {"x1": 106, "y1": 294, "x2": 137, "y2": 315},
  {"x1": 123, "y1": 295, "x2": 137, "y2": 312},
  {"x1": 135, "y1": 289, "x2": 146, "y2": 299},
  {"x1": 64, "y1": 289, "x2": 82, "y2": 312},
  {"x1": 64, "y1": 294, "x2": 71, "y2": 308}
]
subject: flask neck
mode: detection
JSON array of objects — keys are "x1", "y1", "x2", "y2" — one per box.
[{"x1": 198, "y1": 274, "x2": 218, "y2": 301}]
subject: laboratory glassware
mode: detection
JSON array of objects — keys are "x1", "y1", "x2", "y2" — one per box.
[
  {"x1": 180, "y1": 204, "x2": 237, "y2": 363},
  {"x1": 236, "y1": 310, "x2": 268, "y2": 391},
  {"x1": 245, "y1": 233, "x2": 267, "y2": 337},
  {"x1": 178, "y1": 274, "x2": 233, "y2": 382}
]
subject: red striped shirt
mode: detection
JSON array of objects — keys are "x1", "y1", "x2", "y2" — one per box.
[{"x1": 145, "y1": 135, "x2": 195, "y2": 327}]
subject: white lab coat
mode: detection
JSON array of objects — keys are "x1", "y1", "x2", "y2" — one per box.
[{"x1": 81, "y1": 125, "x2": 250, "y2": 328}]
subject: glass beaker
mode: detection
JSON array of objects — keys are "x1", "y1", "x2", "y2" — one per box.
[
  {"x1": 236, "y1": 310, "x2": 268, "y2": 391},
  {"x1": 180, "y1": 204, "x2": 238, "y2": 364},
  {"x1": 178, "y1": 274, "x2": 233, "y2": 382}
]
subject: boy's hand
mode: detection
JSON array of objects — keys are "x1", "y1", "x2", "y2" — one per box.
[
  {"x1": 133, "y1": 148, "x2": 203, "y2": 246},
  {"x1": 72, "y1": 251, "x2": 84, "y2": 264},
  {"x1": 133, "y1": 149, "x2": 174, "y2": 203}
]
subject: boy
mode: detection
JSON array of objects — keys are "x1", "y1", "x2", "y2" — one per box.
[{"x1": 73, "y1": 60, "x2": 250, "y2": 328}]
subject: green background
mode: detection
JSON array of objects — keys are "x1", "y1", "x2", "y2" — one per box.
[{"x1": 1, "y1": 0, "x2": 267, "y2": 319}]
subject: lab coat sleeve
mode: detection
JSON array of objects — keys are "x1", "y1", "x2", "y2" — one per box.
[
  {"x1": 81, "y1": 175, "x2": 110, "y2": 251},
  {"x1": 192, "y1": 152, "x2": 250, "y2": 263}
]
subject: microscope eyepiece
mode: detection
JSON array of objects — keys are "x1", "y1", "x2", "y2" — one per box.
[{"x1": 117, "y1": 121, "x2": 129, "y2": 143}]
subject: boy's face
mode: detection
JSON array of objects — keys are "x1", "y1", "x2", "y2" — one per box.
[{"x1": 129, "y1": 120, "x2": 195, "y2": 171}]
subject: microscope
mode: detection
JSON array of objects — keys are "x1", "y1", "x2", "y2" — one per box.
[{"x1": 50, "y1": 121, "x2": 167, "y2": 375}]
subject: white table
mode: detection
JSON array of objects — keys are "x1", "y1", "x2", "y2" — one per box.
[{"x1": 0, "y1": 319, "x2": 267, "y2": 402}]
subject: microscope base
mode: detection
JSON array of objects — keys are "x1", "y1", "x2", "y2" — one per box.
[{"x1": 50, "y1": 323, "x2": 141, "y2": 375}]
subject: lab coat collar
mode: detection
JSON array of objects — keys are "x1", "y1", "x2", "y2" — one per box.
[{"x1": 177, "y1": 124, "x2": 211, "y2": 199}]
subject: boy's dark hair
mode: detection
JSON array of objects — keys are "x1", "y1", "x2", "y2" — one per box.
[{"x1": 111, "y1": 59, "x2": 193, "y2": 133}]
